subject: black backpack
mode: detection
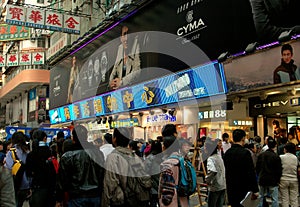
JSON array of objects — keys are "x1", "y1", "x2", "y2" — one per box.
[{"x1": 119, "y1": 152, "x2": 152, "y2": 207}]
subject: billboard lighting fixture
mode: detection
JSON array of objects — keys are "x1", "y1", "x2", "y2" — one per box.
[
  {"x1": 217, "y1": 51, "x2": 230, "y2": 63},
  {"x1": 245, "y1": 42, "x2": 258, "y2": 54},
  {"x1": 70, "y1": 8, "x2": 138, "y2": 55},
  {"x1": 278, "y1": 30, "x2": 294, "y2": 43}
]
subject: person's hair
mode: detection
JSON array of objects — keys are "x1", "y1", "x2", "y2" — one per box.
[
  {"x1": 245, "y1": 143, "x2": 255, "y2": 150},
  {"x1": 272, "y1": 120, "x2": 280, "y2": 127},
  {"x1": 113, "y1": 127, "x2": 131, "y2": 147},
  {"x1": 57, "y1": 131, "x2": 65, "y2": 139},
  {"x1": 150, "y1": 140, "x2": 162, "y2": 155},
  {"x1": 267, "y1": 137, "x2": 276, "y2": 149},
  {"x1": 129, "y1": 140, "x2": 139, "y2": 151},
  {"x1": 162, "y1": 124, "x2": 177, "y2": 137},
  {"x1": 232, "y1": 129, "x2": 246, "y2": 142},
  {"x1": 104, "y1": 133, "x2": 112, "y2": 144},
  {"x1": 11, "y1": 131, "x2": 28, "y2": 153},
  {"x1": 222, "y1": 133, "x2": 229, "y2": 140},
  {"x1": 72, "y1": 125, "x2": 88, "y2": 144},
  {"x1": 163, "y1": 135, "x2": 179, "y2": 154},
  {"x1": 280, "y1": 137, "x2": 288, "y2": 145},
  {"x1": 33, "y1": 130, "x2": 47, "y2": 142},
  {"x1": 49, "y1": 143, "x2": 58, "y2": 158},
  {"x1": 62, "y1": 139, "x2": 73, "y2": 153},
  {"x1": 254, "y1": 136, "x2": 261, "y2": 144},
  {"x1": 281, "y1": 44, "x2": 293, "y2": 55},
  {"x1": 284, "y1": 142, "x2": 296, "y2": 155},
  {"x1": 29, "y1": 128, "x2": 38, "y2": 140},
  {"x1": 156, "y1": 136, "x2": 163, "y2": 142}
]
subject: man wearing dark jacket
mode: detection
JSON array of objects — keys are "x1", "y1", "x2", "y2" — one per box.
[
  {"x1": 256, "y1": 137, "x2": 282, "y2": 207},
  {"x1": 224, "y1": 129, "x2": 259, "y2": 207},
  {"x1": 273, "y1": 44, "x2": 300, "y2": 84},
  {"x1": 56, "y1": 125, "x2": 105, "y2": 207}
]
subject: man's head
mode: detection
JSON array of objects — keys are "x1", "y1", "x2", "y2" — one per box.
[
  {"x1": 104, "y1": 133, "x2": 113, "y2": 144},
  {"x1": 121, "y1": 25, "x2": 128, "y2": 50},
  {"x1": 267, "y1": 137, "x2": 276, "y2": 149},
  {"x1": 281, "y1": 44, "x2": 293, "y2": 64},
  {"x1": 284, "y1": 142, "x2": 296, "y2": 155},
  {"x1": 232, "y1": 129, "x2": 246, "y2": 144},
  {"x1": 161, "y1": 124, "x2": 177, "y2": 137},
  {"x1": 112, "y1": 127, "x2": 131, "y2": 147},
  {"x1": 33, "y1": 130, "x2": 47, "y2": 142},
  {"x1": 57, "y1": 131, "x2": 65, "y2": 139},
  {"x1": 222, "y1": 133, "x2": 229, "y2": 142},
  {"x1": 72, "y1": 125, "x2": 88, "y2": 145},
  {"x1": 162, "y1": 135, "x2": 179, "y2": 152}
]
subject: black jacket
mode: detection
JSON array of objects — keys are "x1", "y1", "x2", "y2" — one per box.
[
  {"x1": 256, "y1": 149, "x2": 282, "y2": 186},
  {"x1": 56, "y1": 145, "x2": 105, "y2": 201},
  {"x1": 224, "y1": 144, "x2": 259, "y2": 204}
]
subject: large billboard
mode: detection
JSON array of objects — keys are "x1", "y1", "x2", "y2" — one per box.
[
  {"x1": 224, "y1": 40, "x2": 300, "y2": 92},
  {"x1": 50, "y1": 0, "x2": 300, "y2": 109}
]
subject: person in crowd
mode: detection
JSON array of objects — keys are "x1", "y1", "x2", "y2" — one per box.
[
  {"x1": 261, "y1": 135, "x2": 272, "y2": 153},
  {"x1": 254, "y1": 135, "x2": 263, "y2": 155},
  {"x1": 0, "y1": 141, "x2": 5, "y2": 164},
  {"x1": 158, "y1": 135, "x2": 189, "y2": 206},
  {"x1": 100, "y1": 133, "x2": 114, "y2": 161},
  {"x1": 256, "y1": 137, "x2": 282, "y2": 207},
  {"x1": 279, "y1": 142, "x2": 298, "y2": 207},
  {"x1": 62, "y1": 138, "x2": 73, "y2": 154},
  {"x1": 102, "y1": 127, "x2": 149, "y2": 207},
  {"x1": 0, "y1": 165, "x2": 16, "y2": 207},
  {"x1": 273, "y1": 44, "x2": 300, "y2": 84},
  {"x1": 217, "y1": 138, "x2": 224, "y2": 158},
  {"x1": 277, "y1": 136, "x2": 288, "y2": 156},
  {"x1": 56, "y1": 131, "x2": 65, "y2": 159},
  {"x1": 205, "y1": 140, "x2": 226, "y2": 207},
  {"x1": 156, "y1": 136, "x2": 163, "y2": 143},
  {"x1": 224, "y1": 129, "x2": 259, "y2": 207},
  {"x1": 129, "y1": 140, "x2": 142, "y2": 157},
  {"x1": 179, "y1": 138, "x2": 193, "y2": 161},
  {"x1": 221, "y1": 132, "x2": 231, "y2": 153},
  {"x1": 245, "y1": 141, "x2": 258, "y2": 168},
  {"x1": 145, "y1": 140, "x2": 163, "y2": 207},
  {"x1": 5, "y1": 132, "x2": 31, "y2": 207},
  {"x1": 161, "y1": 124, "x2": 178, "y2": 137},
  {"x1": 288, "y1": 131, "x2": 298, "y2": 146},
  {"x1": 94, "y1": 137, "x2": 103, "y2": 149},
  {"x1": 26, "y1": 130, "x2": 56, "y2": 207},
  {"x1": 56, "y1": 125, "x2": 105, "y2": 207}
]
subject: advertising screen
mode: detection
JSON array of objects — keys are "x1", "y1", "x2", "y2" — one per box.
[
  {"x1": 50, "y1": 0, "x2": 300, "y2": 109},
  {"x1": 224, "y1": 40, "x2": 300, "y2": 92}
]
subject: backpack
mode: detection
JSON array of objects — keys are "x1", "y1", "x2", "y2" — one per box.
[
  {"x1": 119, "y1": 152, "x2": 152, "y2": 207},
  {"x1": 10, "y1": 148, "x2": 26, "y2": 190},
  {"x1": 168, "y1": 154, "x2": 197, "y2": 196}
]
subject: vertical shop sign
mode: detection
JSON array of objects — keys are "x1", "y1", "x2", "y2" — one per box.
[
  {"x1": 0, "y1": 54, "x2": 6, "y2": 67},
  {"x1": 63, "y1": 14, "x2": 80, "y2": 34},
  {"x1": 7, "y1": 53, "x2": 18, "y2": 66},
  {"x1": 32, "y1": 52, "x2": 44, "y2": 64},
  {"x1": 26, "y1": 8, "x2": 45, "y2": 29},
  {"x1": 6, "y1": 5, "x2": 26, "y2": 26},
  {"x1": 45, "y1": 11, "x2": 63, "y2": 32},
  {"x1": 19, "y1": 52, "x2": 32, "y2": 65}
]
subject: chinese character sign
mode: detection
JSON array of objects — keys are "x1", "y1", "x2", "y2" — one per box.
[
  {"x1": 6, "y1": 5, "x2": 26, "y2": 26},
  {"x1": 19, "y1": 53, "x2": 32, "y2": 65},
  {"x1": 63, "y1": 14, "x2": 80, "y2": 34},
  {"x1": 45, "y1": 11, "x2": 63, "y2": 31},
  {"x1": 7, "y1": 54, "x2": 18, "y2": 66},
  {"x1": 32, "y1": 52, "x2": 44, "y2": 65},
  {"x1": 0, "y1": 24, "x2": 30, "y2": 41},
  {"x1": 0, "y1": 55, "x2": 6, "y2": 67},
  {"x1": 26, "y1": 8, "x2": 45, "y2": 29}
]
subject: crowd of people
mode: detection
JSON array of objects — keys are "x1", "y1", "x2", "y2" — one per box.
[{"x1": 0, "y1": 123, "x2": 299, "y2": 207}]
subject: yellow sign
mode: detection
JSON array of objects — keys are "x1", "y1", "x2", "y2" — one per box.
[
  {"x1": 141, "y1": 86, "x2": 155, "y2": 104},
  {"x1": 123, "y1": 91, "x2": 133, "y2": 108}
]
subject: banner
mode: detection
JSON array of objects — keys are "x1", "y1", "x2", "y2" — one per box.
[
  {"x1": 49, "y1": 62, "x2": 227, "y2": 124},
  {"x1": 6, "y1": 4, "x2": 80, "y2": 34},
  {"x1": 0, "y1": 24, "x2": 30, "y2": 41}
]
